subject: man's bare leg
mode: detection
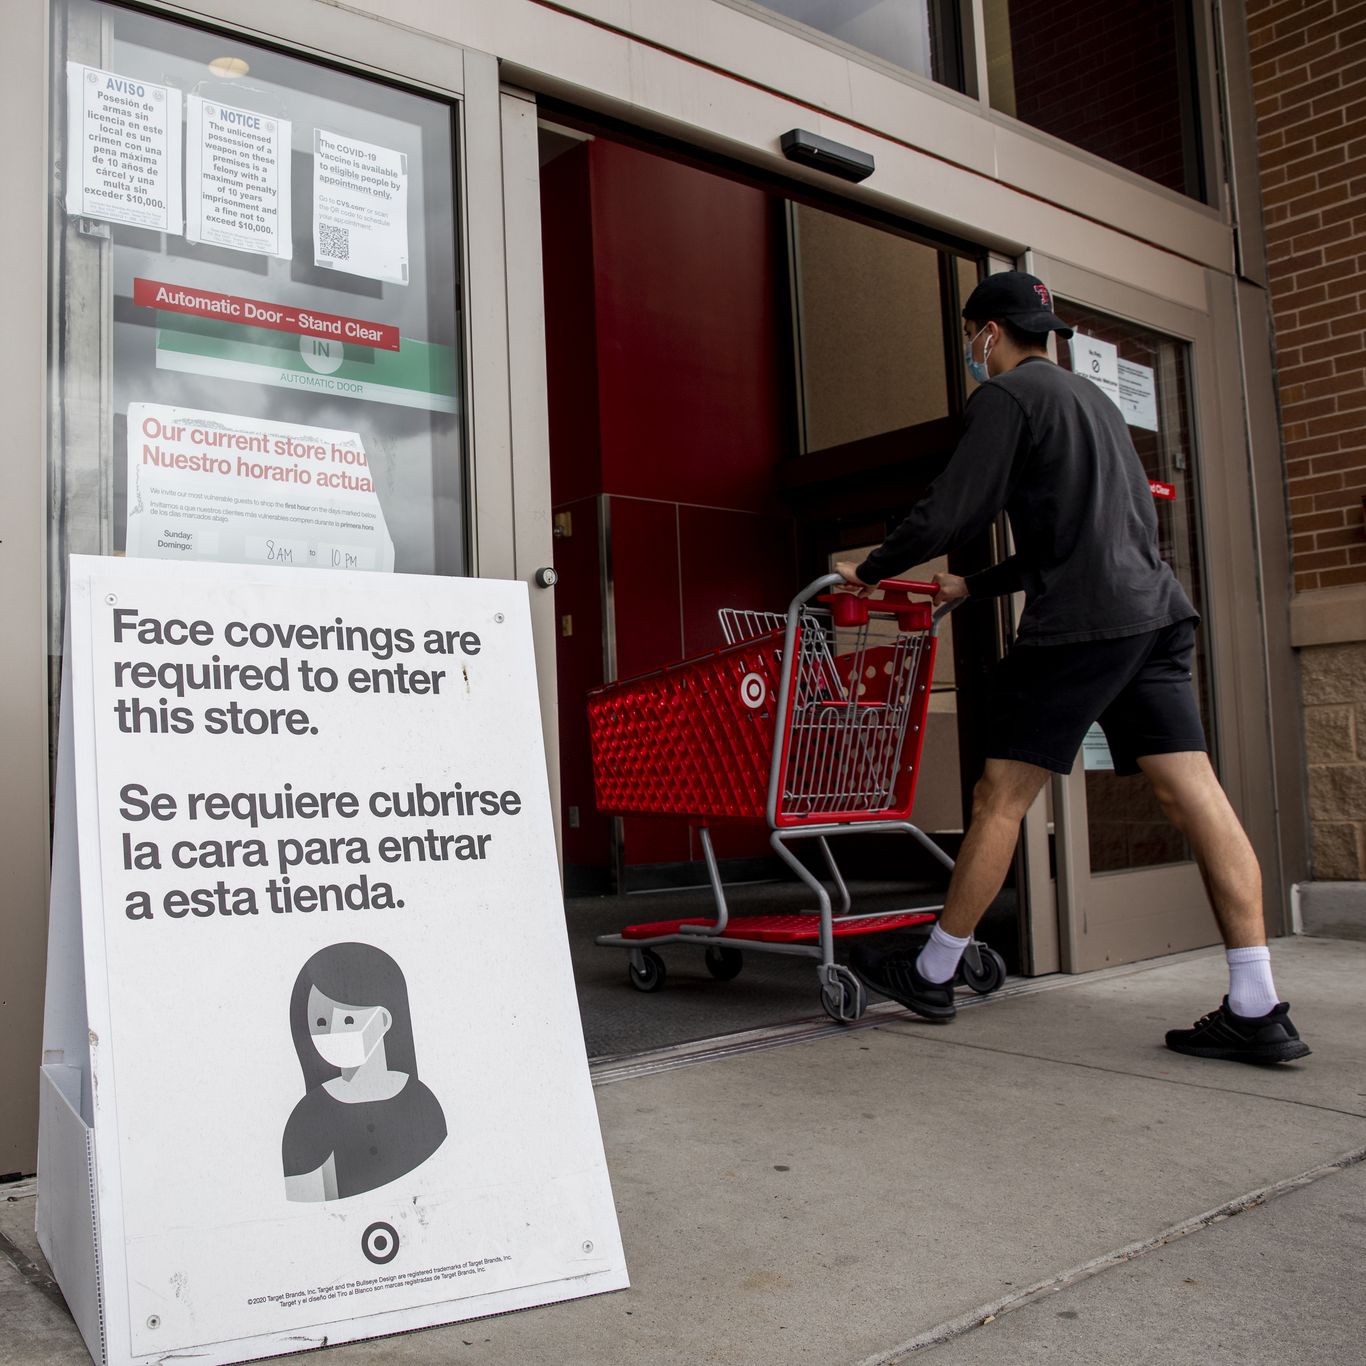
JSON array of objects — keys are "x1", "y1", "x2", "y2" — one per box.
[
  {"x1": 938, "y1": 758, "x2": 1052, "y2": 939},
  {"x1": 1139, "y1": 751, "x2": 1307, "y2": 1058},
  {"x1": 851, "y1": 759, "x2": 1049, "y2": 1017},
  {"x1": 1135, "y1": 751, "x2": 1264, "y2": 949}
]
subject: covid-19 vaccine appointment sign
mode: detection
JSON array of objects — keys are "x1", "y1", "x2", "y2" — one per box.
[{"x1": 39, "y1": 557, "x2": 627, "y2": 1366}]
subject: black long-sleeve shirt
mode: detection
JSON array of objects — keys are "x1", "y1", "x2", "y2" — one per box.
[{"x1": 856, "y1": 357, "x2": 1195, "y2": 645}]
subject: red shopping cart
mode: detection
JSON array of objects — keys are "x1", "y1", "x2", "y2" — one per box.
[{"x1": 587, "y1": 573, "x2": 1007, "y2": 1022}]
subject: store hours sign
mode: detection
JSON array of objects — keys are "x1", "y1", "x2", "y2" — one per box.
[{"x1": 38, "y1": 557, "x2": 627, "y2": 1366}]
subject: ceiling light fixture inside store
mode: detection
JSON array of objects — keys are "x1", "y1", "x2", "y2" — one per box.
[{"x1": 208, "y1": 56, "x2": 249, "y2": 78}]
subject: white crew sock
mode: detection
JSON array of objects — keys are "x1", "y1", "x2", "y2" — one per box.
[
  {"x1": 916, "y1": 923, "x2": 971, "y2": 985},
  {"x1": 1226, "y1": 945, "x2": 1279, "y2": 1018}
]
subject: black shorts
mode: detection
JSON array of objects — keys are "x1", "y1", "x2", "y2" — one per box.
[{"x1": 983, "y1": 617, "x2": 1207, "y2": 776}]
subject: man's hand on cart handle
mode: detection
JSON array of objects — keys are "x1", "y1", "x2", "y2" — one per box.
[
  {"x1": 931, "y1": 572, "x2": 969, "y2": 609},
  {"x1": 833, "y1": 563, "x2": 969, "y2": 610}
]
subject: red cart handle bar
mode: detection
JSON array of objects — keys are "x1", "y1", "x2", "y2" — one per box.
[
  {"x1": 871, "y1": 578, "x2": 939, "y2": 596},
  {"x1": 817, "y1": 576, "x2": 963, "y2": 628}
]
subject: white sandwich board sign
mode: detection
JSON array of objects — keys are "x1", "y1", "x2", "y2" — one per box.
[{"x1": 38, "y1": 556, "x2": 627, "y2": 1366}]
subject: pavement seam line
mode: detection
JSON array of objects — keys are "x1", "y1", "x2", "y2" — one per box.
[
  {"x1": 874, "y1": 1026, "x2": 1366, "y2": 1120},
  {"x1": 850, "y1": 1143, "x2": 1366, "y2": 1365}
]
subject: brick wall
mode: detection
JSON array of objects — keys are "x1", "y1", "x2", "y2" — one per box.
[
  {"x1": 1250, "y1": 1, "x2": 1366, "y2": 879},
  {"x1": 1249, "y1": 0, "x2": 1366, "y2": 594}
]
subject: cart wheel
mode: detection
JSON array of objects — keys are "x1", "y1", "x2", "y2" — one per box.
[
  {"x1": 959, "y1": 945, "x2": 1007, "y2": 995},
  {"x1": 704, "y1": 945, "x2": 744, "y2": 981},
  {"x1": 820, "y1": 964, "x2": 866, "y2": 1024},
  {"x1": 628, "y1": 949, "x2": 667, "y2": 993}
]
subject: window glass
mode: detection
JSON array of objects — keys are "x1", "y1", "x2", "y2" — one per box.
[
  {"x1": 1054, "y1": 304, "x2": 1213, "y2": 874},
  {"x1": 752, "y1": 0, "x2": 965, "y2": 91},
  {"x1": 983, "y1": 0, "x2": 1204, "y2": 199},
  {"x1": 790, "y1": 206, "x2": 952, "y2": 452},
  {"x1": 49, "y1": 0, "x2": 465, "y2": 661}
]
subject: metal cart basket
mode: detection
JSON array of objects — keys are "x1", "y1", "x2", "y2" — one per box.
[{"x1": 587, "y1": 573, "x2": 1006, "y2": 1022}]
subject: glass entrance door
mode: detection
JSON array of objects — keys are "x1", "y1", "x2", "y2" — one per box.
[
  {"x1": 1031, "y1": 256, "x2": 1246, "y2": 970},
  {"x1": 1057, "y1": 304, "x2": 1214, "y2": 876}
]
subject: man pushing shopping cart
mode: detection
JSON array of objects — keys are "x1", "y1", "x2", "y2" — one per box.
[
  {"x1": 834, "y1": 270, "x2": 1309, "y2": 1065},
  {"x1": 589, "y1": 570, "x2": 1007, "y2": 1023}
]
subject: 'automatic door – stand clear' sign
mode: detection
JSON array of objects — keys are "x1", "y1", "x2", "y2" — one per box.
[{"x1": 38, "y1": 556, "x2": 628, "y2": 1366}]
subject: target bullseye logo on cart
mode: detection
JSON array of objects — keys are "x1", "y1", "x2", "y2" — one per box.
[
  {"x1": 362, "y1": 1221, "x2": 400, "y2": 1265},
  {"x1": 739, "y1": 672, "x2": 767, "y2": 710}
]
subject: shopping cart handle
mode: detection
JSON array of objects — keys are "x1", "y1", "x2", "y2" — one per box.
[
  {"x1": 875, "y1": 578, "x2": 940, "y2": 597},
  {"x1": 873, "y1": 578, "x2": 964, "y2": 623},
  {"x1": 819, "y1": 575, "x2": 962, "y2": 631}
]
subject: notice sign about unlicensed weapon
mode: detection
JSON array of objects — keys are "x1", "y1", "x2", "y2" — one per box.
[
  {"x1": 313, "y1": 131, "x2": 409, "y2": 284},
  {"x1": 187, "y1": 97, "x2": 293, "y2": 258},
  {"x1": 38, "y1": 558, "x2": 627, "y2": 1366},
  {"x1": 125, "y1": 403, "x2": 395, "y2": 573},
  {"x1": 65, "y1": 63, "x2": 183, "y2": 232}
]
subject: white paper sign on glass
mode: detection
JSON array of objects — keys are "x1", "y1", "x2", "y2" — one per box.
[
  {"x1": 37, "y1": 558, "x2": 628, "y2": 1366},
  {"x1": 313, "y1": 131, "x2": 410, "y2": 284},
  {"x1": 1082, "y1": 722, "x2": 1116, "y2": 772},
  {"x1": 65, "y1": 63, "x2": 184, "y2": 232},
  {"x1": 124, "y1": 403, "x2": 395, "y2": 572},
  {"x1": 186, "y1": 97, "x2": 293, "y2": 258},
  {"x1": 1118, "y1": 359, "x2": 1159, "y2": 431},
  {"x1": 1071, "y1": 333, "x2": 1121, "y2": 409}
]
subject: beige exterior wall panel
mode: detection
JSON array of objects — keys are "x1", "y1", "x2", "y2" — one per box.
[
  {"x1": 985, "y1": 117, "x2": 1227, "y2": 263},
  {"x1": 1291, "y1": 586, "x2": 1366, "y2": 650},
  {"x1": 628, "y1": 0, "x2": 870, "y2": 118}
]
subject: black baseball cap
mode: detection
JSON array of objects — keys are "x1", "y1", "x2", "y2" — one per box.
[{"x1": 962, "y1": 271, "x2": 1073, "y2": 339}]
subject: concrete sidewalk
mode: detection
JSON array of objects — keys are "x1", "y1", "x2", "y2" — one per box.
[{"x1": 3, "y1": 935, "x2": 1363, "y2": 1365}]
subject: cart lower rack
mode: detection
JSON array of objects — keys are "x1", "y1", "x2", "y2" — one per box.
[{"x1": 587, "y1": 574, "x2": 1007, "y2": 1022}]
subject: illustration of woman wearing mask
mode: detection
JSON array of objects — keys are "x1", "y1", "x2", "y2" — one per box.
[{"x1": 283, "y1": 941, "x2": 447, "y2": 1202}]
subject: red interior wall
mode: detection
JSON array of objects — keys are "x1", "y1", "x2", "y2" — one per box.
[
  {"x1": 542, "y1": 144, "x2": 602, "y2": 508},
  {"x1": 589, "y1": 139, "x2": 788, "y2": 513},
  {"x1": 543, "y1": 137, "x2": 796, "y2": 875}
]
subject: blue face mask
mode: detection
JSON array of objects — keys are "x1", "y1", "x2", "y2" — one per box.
[{"x1": 964, "y1": 326, "x2": 992, "y2": 384}]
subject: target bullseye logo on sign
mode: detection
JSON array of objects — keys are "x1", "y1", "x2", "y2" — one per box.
[
  {"x1": 362, "y1": 1221, "x2": 400, "y2": 1265},
  {"x1": 739, "y1": 672, "x2": 767, "y2": 710}
]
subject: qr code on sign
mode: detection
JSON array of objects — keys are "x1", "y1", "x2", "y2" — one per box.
[{"x1": 318, "y1": 223, "x2": 350, "y2": 262}]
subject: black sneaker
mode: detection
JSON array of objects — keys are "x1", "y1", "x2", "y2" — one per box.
[
  {"x1": 1165, "y1": 998, "x2": 1311, "y2": 1064},
  {"x1": 849, "y1": 942, "x2": 957, "y2": 1022}
]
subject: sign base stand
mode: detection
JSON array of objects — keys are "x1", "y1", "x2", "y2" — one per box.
[{"x1": 38, "y1": 1066, "x2": 105, "y2": 1363}]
